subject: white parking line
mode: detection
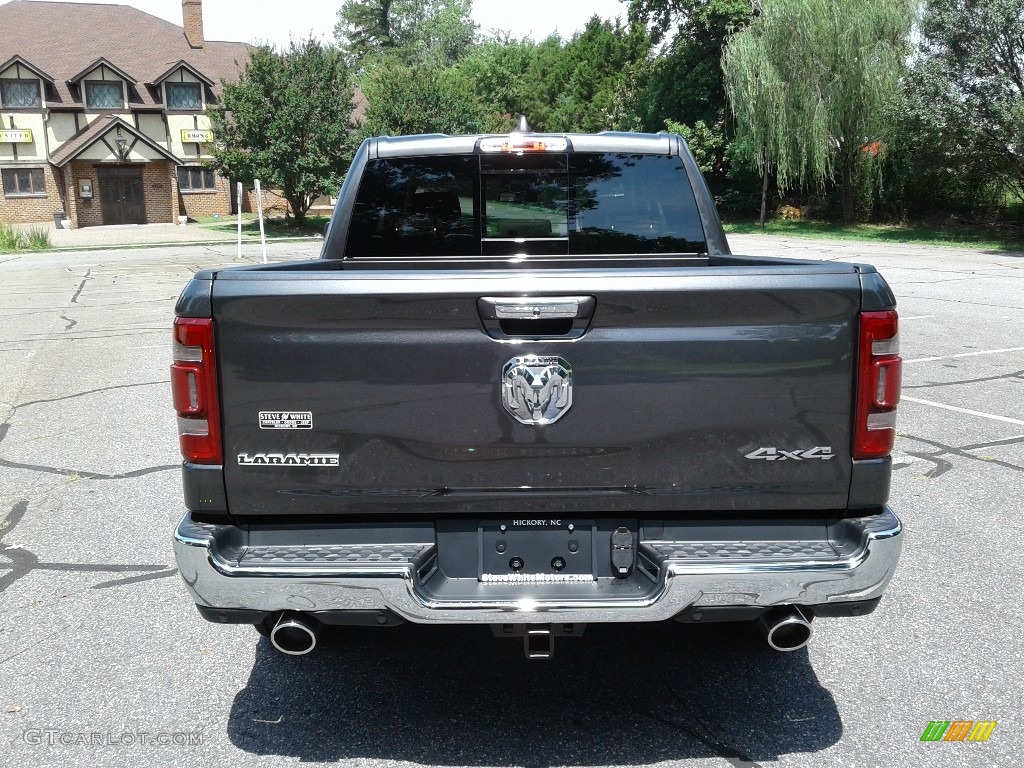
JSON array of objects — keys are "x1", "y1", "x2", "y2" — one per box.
[
  {"x1": 903, "y1": 346, "x2": 1024, "y2": 364},
  {"x1": 900, "y1": 315, "x2": 936, "y2": 320},
  {"x1": 902, "y1": 396, "x2": 1024, "y2": 426}
]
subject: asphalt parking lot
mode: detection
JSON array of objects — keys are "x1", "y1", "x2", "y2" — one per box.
[{"x1": 0, "y1": 235, "x2": 1021, "y2": 768}]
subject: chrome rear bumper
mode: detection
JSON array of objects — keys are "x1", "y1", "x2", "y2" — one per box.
[{"x1": 173, "y1": 508, "x2": 902, "y2": 624}]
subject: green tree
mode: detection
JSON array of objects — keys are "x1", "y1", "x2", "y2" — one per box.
[
  {"x1": 629, "y1": 0, "x2": 752, "y2": 131},
  {"x1": 722, "y1": 0, "x2": 914, "y2": 223},
  {"x1": 522, "y1": 17, "x2": 651, "y2": 132},
  {"x1": 358, "y1": 53, "x2": 507, "y2": 137},
  {"x1": 907, "y1": 0, "x2": 1024, "y2": 205},
  {"x1": 456, "y1": 35, "x2": 539, "y2": 122},
  {"x1": 335, "y1": 0, "x2": 477, "y2": 67},
  {"x1": 207, "y1": 40, "x2": 356, "y2": 225},
  {"x1": 876, "y1": 92, "x2": 1005, "y2": 222},
  {"x1": 665, "y1": 119, "x2": 726, "y2": 174}
]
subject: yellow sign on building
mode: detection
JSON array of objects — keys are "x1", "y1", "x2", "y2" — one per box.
[
  {"x1": 0, "y1": 129, "x2": 34, "y2": 143},
  {"x1": 181, "y1": 129, "x2": 214, "y2": 144}
]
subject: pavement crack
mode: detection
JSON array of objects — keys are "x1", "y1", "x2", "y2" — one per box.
[
  {"x1": 0, "y1": 628, "x2": 61, "y2": 666},
  {"x1": 904, "y1": 295, "x2": 1024, "y2": 312},
  {"x1": 92, "y1": 568, "x2": 178, "y2": 589},
  {"x1": 0, "y1": 501, "x2": 38, "y2": 593},
  {"x1": 901, "y1": 434, "x2": 1023, "y2": 475},
  {"x1": 0, "y1": 500, "x2": 174, "y2": 595},
  {"x1": 0, "y1": 329, "x2": 166, "y2": 346},
  {"x1": 0, "y1": 500, "x2": 29, "y2": 542},
  {"x1": 903, "y1": 451, "x2": 955, "y2": 479},
  {"x1": 14, "y1": 380, "x2": 168, "y2": 410},
  {"x1": 0, "y1": 458, "x2": 178, "y2": 481},
  {"x1": 904, "y1": 369, "x2": 1024, "y2": 389},
  {"x1": 69, "y1": 269, "x2": 91, "y2": 304},
  {"x1": 629, "y1": 682, "x2": 765, "y2": 767},
  {"x1": 59, "y1": 314, "x2": 78, "y2": 331},
  {"x1": 959, "y1": 435, "x2": 1024, "y2": 451},
  {"x1": 900, "y1": 275, "x2": 1006, "y2": 285}
]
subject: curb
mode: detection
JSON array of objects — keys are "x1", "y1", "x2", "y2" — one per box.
[{"x1": 49, "y1": 236, "x2": 322, "y2": 253}]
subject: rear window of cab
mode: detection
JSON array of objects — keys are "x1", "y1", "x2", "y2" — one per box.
[{"x1": 345, "y1": 153, "x2": 707, "y2": 258}]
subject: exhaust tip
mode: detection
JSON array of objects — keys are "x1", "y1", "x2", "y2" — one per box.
[
  {"x1": 760, "y1": 607, "x2": 813, "y2": 652},
  {"x1": 270, "y1": 612, "x2": 320, "y2": 656}
]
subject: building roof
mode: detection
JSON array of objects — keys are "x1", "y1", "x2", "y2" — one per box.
[
  {"x1": 150, "y1": 59, "x2": 215, "y2": 87},
  {"x1": 0, "y1": 53, "x2": 54, "y2": 83},
  {"x1": 68, "y1": 56, "x2": 137, "y2": 85},
  {"x1": 0, "y1": 1, "x2": 250, "y2": 109},
  {"x1": 49, "y1": 113, "x2": 181, "y2": 166}
]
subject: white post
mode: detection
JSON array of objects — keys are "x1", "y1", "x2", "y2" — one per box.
[
  {"x1": 254, "y1": 179, "x2": 268, "y2": 264},
  {"x1": 236, "y1": 181, "x2": 243, "y2": 260}
]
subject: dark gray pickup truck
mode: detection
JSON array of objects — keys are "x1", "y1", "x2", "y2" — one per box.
[{"x1": 171, "y1": 130, "x2": 903, "y2": 658}]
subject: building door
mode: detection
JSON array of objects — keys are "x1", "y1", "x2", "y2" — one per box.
[{"x1": 98, "y1": 167, "x2": 146, "y2": 225}]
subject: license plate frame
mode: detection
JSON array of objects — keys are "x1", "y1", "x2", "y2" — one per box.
[{"x1": 478, "y1": 519, "x2": 596, "y2": 582}]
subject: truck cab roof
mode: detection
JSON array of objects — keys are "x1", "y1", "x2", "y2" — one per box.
[{"x1": 370, "y1": 131, "x2": 682, "y2": 158}]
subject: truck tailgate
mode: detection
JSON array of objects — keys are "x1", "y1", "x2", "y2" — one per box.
[{"x1": 212, "y1": 266, "x2": 862, "y2": 517}]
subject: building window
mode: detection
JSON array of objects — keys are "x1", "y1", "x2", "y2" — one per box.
[
  {"x1": 0, "y1": 79, "x2": 41, "y2": 108},
  {"x1": 85, "y1": 81, "x2": 123, "y2": 109},
  {"x1": 2, "y1": 168, "x2": 47, "y2": 197},
  {"x1": 166, "y1": 82, "x2": 202, "y2": 110},
  {"x1": 177, "y1": 166, "x2": 217, "y2": 192}
]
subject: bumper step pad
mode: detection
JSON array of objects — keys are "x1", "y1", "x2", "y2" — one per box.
[
  {"x1": 645, "y1": 539, "x2": 839, "y2": 562},
  {"x1": 241, "y1": 543, "x2": 432, "y2": 568}
]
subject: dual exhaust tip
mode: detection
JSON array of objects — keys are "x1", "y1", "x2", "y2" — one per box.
[
  {"x1": 265, "y1": 605, "x2": 813, "y2": 656},
  {"x1": 759, "y1": 606, "x2": 813, "y2": 652},
  {"x1": 269, "y1": 612, "x2": 320, "y2": 656}
]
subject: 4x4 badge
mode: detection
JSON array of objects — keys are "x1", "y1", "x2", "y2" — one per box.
[
  {"x1": 502, "y1": 356, "x2": 572, "y2": 425},
  {"x1": 744, "y1": 446, "x2": 834, "y2": 461}
]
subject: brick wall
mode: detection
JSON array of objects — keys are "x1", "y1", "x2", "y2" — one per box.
[
  {"x1": 0, "y1": 164, "x2": 62, "y2": 224},
  {"x1": 178, "y1": 171, "x2": 232, "y2": 219},
  {"x1": 3, "y1": 165, "x2": 333, "y2": 227},
  {"x1": 142, "y1": 162, "x2": 175, "y2": 224},
  {"x1": 67, "y1": 162, "x2": 102, "y2": 228},
  {"x1": 242, "y1": 187, "x2": 293, "y2": 218},
  {"x1": 63, "y1": 161, "x2": 178, "y2": 227}
]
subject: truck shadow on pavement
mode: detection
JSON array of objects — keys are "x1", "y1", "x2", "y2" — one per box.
[{"x1": 227, "y1": 620, "x2": 841, "y2": 766}]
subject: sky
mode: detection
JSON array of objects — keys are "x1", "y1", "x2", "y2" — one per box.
[{"x1": 16, "y1": 0, "x2": 631, "y2": 48}]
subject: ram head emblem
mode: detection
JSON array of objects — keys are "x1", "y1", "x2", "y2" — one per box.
[{"x1": 502, "y1": 356, "x2": 573, "y2": 425}]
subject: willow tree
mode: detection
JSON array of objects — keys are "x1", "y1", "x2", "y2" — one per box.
[{"x1": 722, "y1": 0, "x2": 914, "y2": 223}]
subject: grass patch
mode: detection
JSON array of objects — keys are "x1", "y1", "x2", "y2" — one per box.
[
  {"x1": 0, "y1": 223, "x2": 52, "y2": 253},
  {"x1": 194, "y1": 214, "x2": 327, "y2": 239},
  {"x1": 24, "y1": 227, "x2": 52, "y2": 251},
  {"x1": 723, "y1": 219, "x2": 1024, "y2": 251}
]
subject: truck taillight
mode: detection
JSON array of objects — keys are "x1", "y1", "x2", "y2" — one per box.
[
  {"x1": 854, "y1": 310, "x2": 902, "y2": 460},
  {"x1": 171, "y1": 317, "x2": 222, "y2": 464}
]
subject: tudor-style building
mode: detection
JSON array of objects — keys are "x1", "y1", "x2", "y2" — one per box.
[{"x1": 0, "y1": 0, "x2": 249, "y2": 227}]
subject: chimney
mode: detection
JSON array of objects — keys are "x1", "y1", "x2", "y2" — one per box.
[{"x1": 182, "y1": 0, "x2": 204, "y2": 49}]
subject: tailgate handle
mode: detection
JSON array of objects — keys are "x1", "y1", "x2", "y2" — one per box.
[
  {"x1": 495, "y1": 300, "x2": 580, "y2": 320},
  {"x1": 478, "y1": 296, "x2": 596, "y2": 340}
]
